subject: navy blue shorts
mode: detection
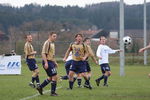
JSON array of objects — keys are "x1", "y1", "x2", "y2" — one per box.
[
  {"x1": 26, "y1": 58, "x2": 38, "y2": 71},
  {"x1": 42, "y1": 60, "x2": 57, "y2": 77},
  {"x1": 65, "y1": 60, "x2": 73, "y2": 75},
  {"x1": 100, "y1": 63, "x2": 110, "y2": 74},
  {"x1": 70, "y1": 60, "x2": 87, "y2": 73},
  {"x1": 85, "y1": 61, "x2": 91, "y2": 72}
]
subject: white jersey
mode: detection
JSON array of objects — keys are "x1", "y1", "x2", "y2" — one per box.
[
  {"x1": 96, "y1": 44, "x2": 118, "y2": 65},
  {"x1": 66, "y1": 52, "x2": 72, "y2": 61}
]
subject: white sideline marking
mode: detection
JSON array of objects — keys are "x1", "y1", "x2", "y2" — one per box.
[{"x1": 20, "y1": 86, "x2": 62, "y2": 100}]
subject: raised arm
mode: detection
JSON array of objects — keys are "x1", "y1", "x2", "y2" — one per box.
[
  {"x1": 63, "y1": 44, "x2": 72, "y2": 62},
  {"x1": 139, "y1": 43, "x2": 150, "y2": 52}
]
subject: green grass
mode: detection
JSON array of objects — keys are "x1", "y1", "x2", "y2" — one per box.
[{"x1": 0, "y1": 61, "x2": 150, "y2": 100}]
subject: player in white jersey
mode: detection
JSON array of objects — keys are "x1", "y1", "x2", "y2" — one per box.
[{"x1": 95, "y1": 36, "x2": 121, "y2": 86}]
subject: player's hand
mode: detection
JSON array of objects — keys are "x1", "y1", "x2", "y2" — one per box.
[
  {"x1": 44, "y1": 63, "x2": 48, "y2": 69},
  {"x1": 98, "y1": 56, "x2": 102, "y2": 59},
  {"x1": 33, "y1": 51, "x2": 37, "y2": 54},
  {"x1": 95, "y1": 60, "x2": 98, "y2": 65},
  {"x1": 139, "y1": 48, "x2": 144, "y2": 53},
  {"x1": 82, "y1": 57, "x2": 87, "y2": 61},
  {"x1": 63, "y1": 57, "x2": 66, "y2": 62},
  {"x1": 118, "y1": 49, "x2": 123, "y2": 52},
  {"x1": 55, "y1": 63, "x2": 58, "y2": 68}
]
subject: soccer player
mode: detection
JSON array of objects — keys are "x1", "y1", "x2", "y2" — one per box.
[
  {"x1": 83, "y1": 38, "x2": 98, "y2": 88},
  {"x1": 24, "y1": 34, "x2": 40, "y2": 88},
  {"x1": 63, "y1": 33, "x2": 92, "y2": 90},
  {"x1": 139, "y1": 43, "x2": 150, "y2": 53},
  {"x1": 95, "y1": 36, "x2": 121, "y2": 86},
  {"x1": 36, "y1": 32, "x2": 58, "y2": 96}
]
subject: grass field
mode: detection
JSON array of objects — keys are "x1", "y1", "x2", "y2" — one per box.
[{"x1": 0, "y1": 60, "x2": 150, "y2": 100}]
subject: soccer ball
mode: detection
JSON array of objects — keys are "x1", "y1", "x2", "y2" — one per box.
[{"x1": 123, "y1": 36, "x2": 132, "y2": 45}]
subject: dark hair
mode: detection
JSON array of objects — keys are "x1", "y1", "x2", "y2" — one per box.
[
  {"x1": 49, "y1": 31, "x2": 57, "y2": 36},
  {"x1": 25, "y1": 34, "x2": 31, "y2": 39},
  {"x1": 83, "y1": 37, "x2": 90, "y2": 42},
  {"x1": 75, "y1": 33, "x2": 83, "y2": 38},
  {"x1": 99, "y1": 36, "x2": 106, "y2": 40}
]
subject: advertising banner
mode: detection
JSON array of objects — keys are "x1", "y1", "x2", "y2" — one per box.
[{"x1": 0, "y1": 55, "x2": 21, "y2": 75}]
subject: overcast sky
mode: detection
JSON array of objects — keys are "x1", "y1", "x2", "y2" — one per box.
[{"x1": 0, "y1": 0, "x2": 150, "y2": 7}]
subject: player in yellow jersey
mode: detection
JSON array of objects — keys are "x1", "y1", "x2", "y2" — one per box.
[
  {"x1": 24, "y1": 34, "x2": 40, "y2": 88},
  {"x1": 36, "y1": 32, "x2": 58, "y2": 96},
  {"x1": 76, "y1": 37, "x2": 98, "y2": 88},
  {"x1": 83, "y1": 38, "x2": 98, "y2": 87},
  {"x1": 63, "y1": 33, "x2": 92, "y2": 90}
]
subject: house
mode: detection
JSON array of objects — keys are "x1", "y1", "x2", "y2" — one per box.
[{"x1": 0, "y1": 31, "x2": 9, "y2": 41}]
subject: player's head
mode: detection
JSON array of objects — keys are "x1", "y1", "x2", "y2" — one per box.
[
  {"x1": 99, "y1": 36, "x2": 107, "y2": 45},
  {"x1": 49, "y1": 31, "x2": 57, "y2": 42},
  {"x1": 75, "y1": 33, "x2": 83, "y2": 43},
  {"x1": 83, "y1": 37, "x2": 91, "y2": 45},
  {"x1": 26, "y1": 34, "x2": 32, "y2": 42}
]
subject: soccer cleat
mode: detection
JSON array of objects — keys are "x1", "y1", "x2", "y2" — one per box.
[
  {"x1": 29, "y1": 82, "x2": 35, "y2": 88},
  {"x1": 50, "y1": 93, "x2": 58, "y2": 96},
  {"x1": 103, "y1": 84, "x2": 108, "y2": 87},
  {"x1": 88, "y1": 85, "x2": 92, "y2": 90},
  {"x1": 84, "y1": 84, "x2": 92, "y2": 90},
  {"x1": 84, "y1": 84, "x2": 89, "y2": 88},
  {"x1": 77, "y1": 85, "x2": 83, "y2": 88},
  {"x1": 95, "y1": 79, "x2": 100, "y2": 86},
  {"x1": 66, "y1": 88, "x2": 72, "y2": 90},
  {"x1": 36, "y1": 83, "x2": 40, "y2": 88},
  {"x1": 60, "y1": 76, "x2": 69, "y2": 80},
  {"x1": 36, "y1": 87, "x2": 43, "y2": 95}
]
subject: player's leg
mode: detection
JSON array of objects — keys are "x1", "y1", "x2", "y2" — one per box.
[
  {"x1": 36, "y1": 61, "x2": 52, "y2": 95},
  {"x1": 103, "y1": 71, "x2": 111, "y2": 86},
  {"x1": 103, "y1": 64, "x2": 111, "y2": 86},
  {"x1": 68, "y1": 60, "x2": 77, "y2": 89},
  {"x1": 37, "y1": 77, "x2": 51, "y2": 95},
  {"x1": 27, "y1": 59, "x2": 38, "y2": 88},
  {"x1": 33, "y1": 68, "x2": 40, "y2": 87},
  {"x1": 84, "y1": 61, "x2": 91, "y2": 86},
  {"x1": 61, "y1": 61, "x2": 71, "y2": 80},
  {"x1": 95, "y1": 65, "x2": 105, "y2": 86},
  {"x1": 77, "y1": 73, "x2": 82, "y2": 87},
  {"x1": 50, "y1": 75, "x2": 58, "y2": 96},
  {"x1": 68, "y1": 71, "x2": 75, "y2": 89},
  {"x1": 82, "y1": 72, "x2": 92, "y2": 89},
  {"x1": 84, "y1": 71, "x2": 91, "y2": 85}
]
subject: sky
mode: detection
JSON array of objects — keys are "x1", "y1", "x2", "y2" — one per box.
[{"x1": 0, "y1": 0, "x2": 150, "y2": 7}]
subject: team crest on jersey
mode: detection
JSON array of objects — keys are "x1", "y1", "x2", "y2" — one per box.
[{"x1": 74, "y1": 47, "x2": 80, "y2": 57}]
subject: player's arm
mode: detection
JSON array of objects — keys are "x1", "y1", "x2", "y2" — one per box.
[
  {"x1": 81, "y1": 44, "x2": 89, "y2": 61},
  {"x1": 107, "y1": 46, "x2": 121, "y2": 54},
  {"x1": 41, "y1": 42, "x2": 49, "y2": 69},
  {"x1": 30, "y1": 51, "x2": 37, "y2": 55},
  {"x1": 96, "y1": 45, "x2": 102, "y2": 59},
  {"x1": 139, "y1": 43, "x2": 150, "y2": 52},
  {"x1": 88, "y1": 46, "x2": 98, "y2": 64},
  {"x1": 63, "y1": 44, "x2": 72, "y2": 62},
  {"x1": 42, "y1": 53, "x2": 48, "y2": 69},
  {"x1": 25, "y1": 44, "x2": 36, "y2": 56},
  {"x1": 53, "y1": 58, "x2": 58, "y2": 68}
]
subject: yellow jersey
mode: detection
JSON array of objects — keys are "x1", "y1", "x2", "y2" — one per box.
[
  {"x1": 68, "y1": 43, "x2": 88, "y2": 61},
  {"x1": 42, "y1": 40, "x2": 55, "y2": 61},
  {"x1": 24, "y1": 42, "x2": 35, "y2": 59}
]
